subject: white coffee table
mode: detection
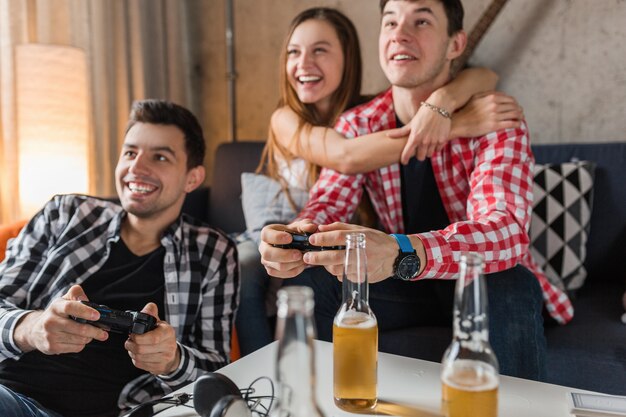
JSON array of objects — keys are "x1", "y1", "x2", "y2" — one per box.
[{"x1": 159, "y1": 340, "x2": 588, "y2": 416}]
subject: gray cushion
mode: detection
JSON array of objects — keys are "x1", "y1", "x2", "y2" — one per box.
[{"x1": 240, "y1": 173, "x2": 309, "y2": 243}]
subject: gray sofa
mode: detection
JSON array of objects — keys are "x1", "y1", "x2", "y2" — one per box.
[{"x1": 183, "y1": 140, "x2": 626, "y2": 395}]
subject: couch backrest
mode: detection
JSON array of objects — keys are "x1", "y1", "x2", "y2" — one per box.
[
  {"x1": 208, "y1": 141, "x2": 265, "y2": 234},
  {"x1": 532, "y1": 142, "x2": 626, "y2": 283},
  {"x1": 209, "y1": 141, "x2": 626, "y2": 283}
]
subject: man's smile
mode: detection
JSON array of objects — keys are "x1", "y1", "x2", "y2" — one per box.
[{"x1": 127, "y1": 181, "x2": 157, "y2": 194}]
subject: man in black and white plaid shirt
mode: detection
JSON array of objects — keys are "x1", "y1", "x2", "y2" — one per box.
[{"x1": 0, "y1": 100, "x2": 239, "y2": 417}]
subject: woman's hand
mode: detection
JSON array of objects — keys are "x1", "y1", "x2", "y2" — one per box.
[
  {"x1": 388, "y1": 104, "x2": 452, "y2": 164},
  {"x1": 451, "y1": 91, "x2": 524, "y2": 139}
]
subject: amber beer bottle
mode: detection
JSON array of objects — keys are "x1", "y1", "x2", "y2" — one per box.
[
  {"x1": 271, "y1": 286, "x2": 324, "y2": 417},
  {"x1": 441, "y1": 253, "x2": 499, "y2": 417},
  {"x1": 333, "y1": 232, "x2": 378, "y2": 411}
]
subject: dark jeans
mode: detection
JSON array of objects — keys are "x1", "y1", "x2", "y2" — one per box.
[
  {"x1": 0, "y1": 385, "x2": 62, "y2": 417},
  {"x1": 285, "y1": 264, "x2": 547, "y2": 381},
  {"x1": 235, "y1": 240, "x2": 276, "y2": 356}
]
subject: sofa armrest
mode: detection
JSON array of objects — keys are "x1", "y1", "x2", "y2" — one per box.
[{"x1": 0, "y1": 219, "x2": 28, "y2": 262}]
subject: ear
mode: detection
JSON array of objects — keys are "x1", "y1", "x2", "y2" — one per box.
[
  {"x1": 447, "y1": 30, "x2": 467, "y2": 61},
  {"x1": 184, "y1": 165, "x2": 206, "y2": 193}
]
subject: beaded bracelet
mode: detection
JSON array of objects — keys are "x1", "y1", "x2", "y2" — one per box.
[{"x1": 420, "y1": 101, "x2": 451, "y2": 119}]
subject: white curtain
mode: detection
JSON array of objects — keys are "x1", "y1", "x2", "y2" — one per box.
[{"x1": 0, "y1": 0, "x2": 197, "y2": 223}]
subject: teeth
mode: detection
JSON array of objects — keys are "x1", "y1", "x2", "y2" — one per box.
[
  {"x1": 393, "y1": 54, "x2": 413, "y2": 61},
  {"x1": 298, "y1": 75, "x2": 321, "y2": 82},
  {"x1": 128, "y1": 182, "x2": 156, "y2": 193}
]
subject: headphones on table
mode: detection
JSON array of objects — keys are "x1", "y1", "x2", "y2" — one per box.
[
  {"x1": 122, "y1": 373, "x2": 274, "y2": 417},
  {"x1": 194, "y1": 372, "x2": 252, "y2": 417}
]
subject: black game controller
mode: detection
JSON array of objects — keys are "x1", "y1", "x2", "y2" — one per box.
[
  {"x1": 71, "y1": 301, "x2": 157, "y2": 335},
  {"x1": 271, "y1": 231, "x2": 346, "y2": 252}
]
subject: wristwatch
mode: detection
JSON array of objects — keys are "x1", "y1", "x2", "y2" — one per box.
[{"x1": 390, "y1": 234, "x2": 421, "y2": 281}]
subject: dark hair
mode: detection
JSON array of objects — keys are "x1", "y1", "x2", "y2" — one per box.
[
  {"x1": 379, "y1": 0, "x2": 464, "y2": 36},
  {"x1": 125, "y1": 99, "x2": 206, "y2": 169}
]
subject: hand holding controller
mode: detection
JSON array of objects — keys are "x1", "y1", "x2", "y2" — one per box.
[
  {"x1": 71, "y1": 301, "x2": 157, "y2": 335},
  {"x1": 271, "y1": 231, "x2": 346, "y2": 252}
]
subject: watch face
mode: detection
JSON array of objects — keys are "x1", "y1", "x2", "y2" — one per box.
[{"x1": 397, "y1": 254, "x2": 420, "y2": 280}]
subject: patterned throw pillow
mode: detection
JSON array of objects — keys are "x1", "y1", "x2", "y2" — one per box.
[{"x1": 530, "y1": 161, "x2": 596, "y2": 292}]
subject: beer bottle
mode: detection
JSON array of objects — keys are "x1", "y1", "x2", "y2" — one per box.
[
  {"x1": 441, "y1": 253, "x2": 499, "y2": 417},
  {"x1": 271, "y1": 286, "x2": 325, "y2": 417},
  {"x1": 333, "y1": 232, "x2": 378, "y2": 411}
]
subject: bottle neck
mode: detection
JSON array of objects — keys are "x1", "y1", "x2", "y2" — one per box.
[
  {"x1": 342, "y1": 234, "x2": 369, "y2": 309},
  {"x1": 453, "y1": 255, "x2": 489, "y2": 346}
]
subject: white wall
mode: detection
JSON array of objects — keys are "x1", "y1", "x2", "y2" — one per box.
[{"x1": 466, "y1": 0, "x2": 626, "y2": 143}]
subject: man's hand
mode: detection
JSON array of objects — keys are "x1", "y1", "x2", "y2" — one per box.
[
  {"x1": 302, "y1": 223, "x2": 400, "y2": 283},
  {"x1": 259, "y1": 220, "x2": 318, "y2": 279},
  {"x1": 388, "y1": 103, "x2": 452, "y2": 164},
  {"x1": 13, "y1": 285, "x2": 109, "y2": 354},
  {"x1": 451, "y1": 91, "x2": 524, "y2": 139},
  {"x1": 125, "y1": 303, "x2": 179, "y2": 375}
]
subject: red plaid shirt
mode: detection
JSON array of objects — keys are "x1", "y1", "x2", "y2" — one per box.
[{"x1": 298, "y1": 89, "x2": 573, "y2": 324}]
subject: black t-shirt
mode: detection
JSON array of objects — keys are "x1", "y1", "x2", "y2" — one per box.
[
  {"x1": 0, "y1": 239, "x2": 166, "y2": 417},
  {"x1": 397, "y1": 117, "x2": 450, "y2": 234}
]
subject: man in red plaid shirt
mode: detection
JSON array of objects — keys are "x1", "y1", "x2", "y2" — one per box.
[{"x1": 260, "y1": 0, "x2": 569, "y2": 380}]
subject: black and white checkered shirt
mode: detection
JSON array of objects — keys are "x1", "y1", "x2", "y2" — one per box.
[{"x1": 0, "y1": 194, "x2": 239, "y2": 409}]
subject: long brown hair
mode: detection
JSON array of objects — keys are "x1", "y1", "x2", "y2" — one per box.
[{"x1": 258, "y1": 7, "x2": 363, "y2": 190}]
